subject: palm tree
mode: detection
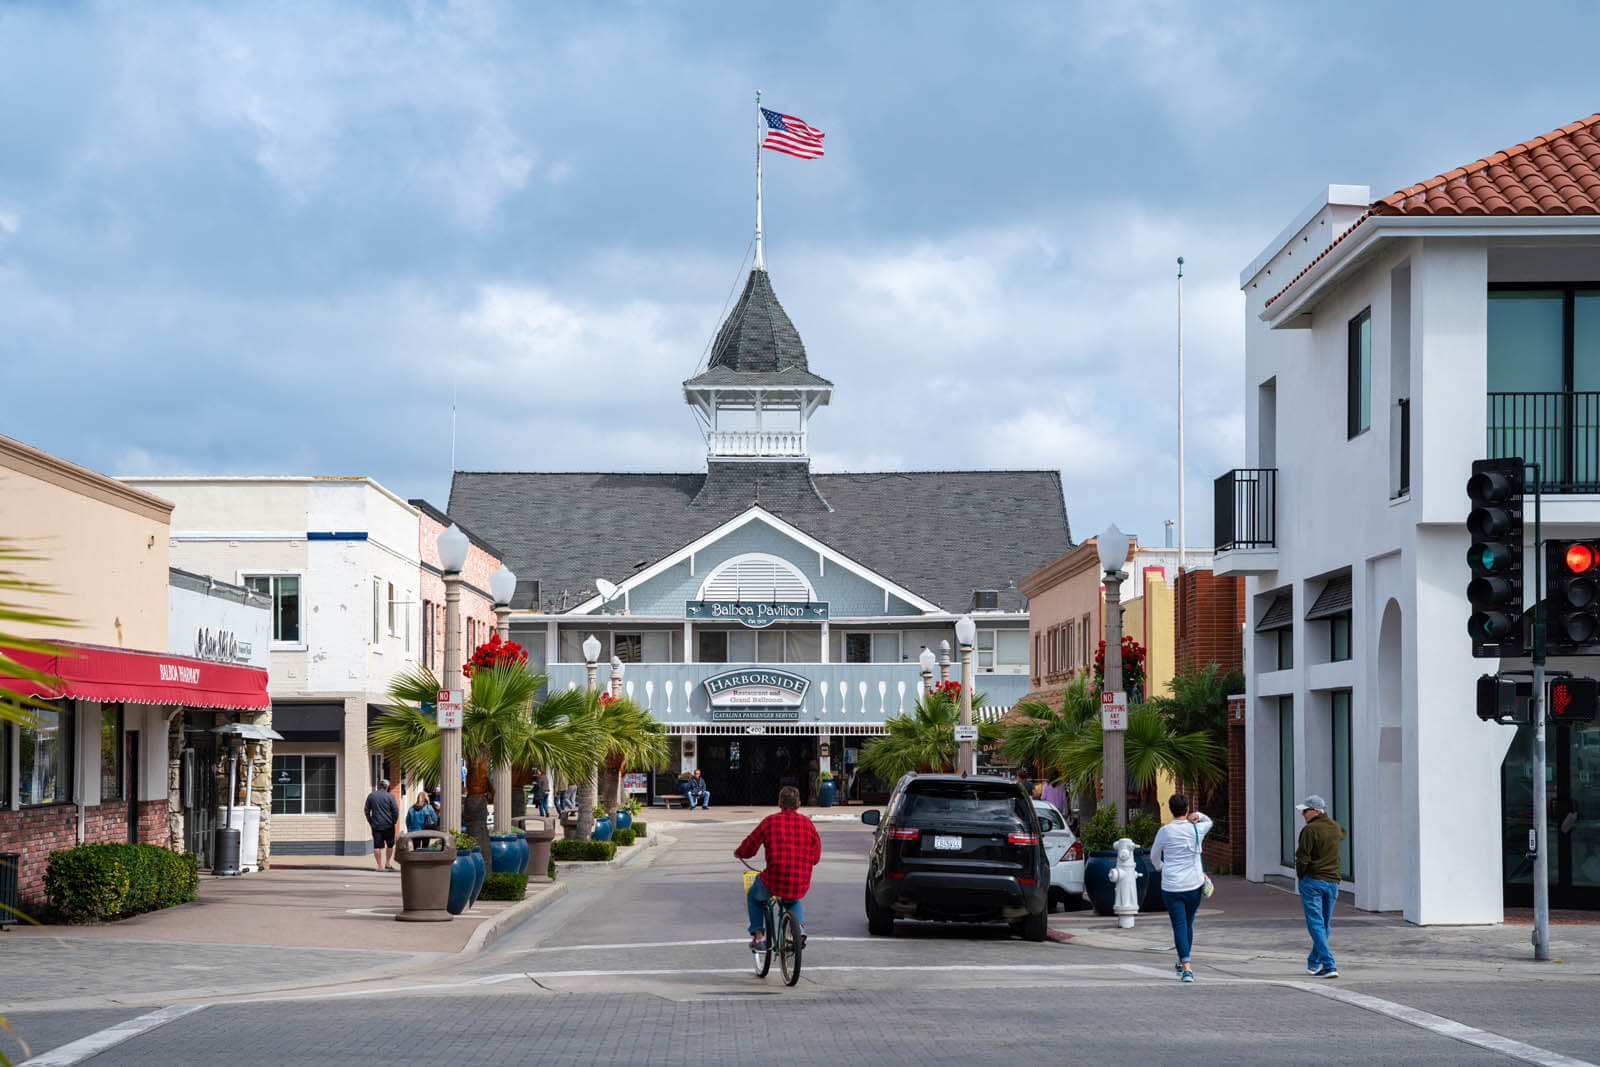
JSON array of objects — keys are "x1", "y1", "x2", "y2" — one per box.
[
  {"x1": 536, "y1": 687, "x2": 668, "y2": 839},
  {"x1": 858, "y1": 684, "x2": 999, "y2": 782},
  {"x1": 1146, "y1": 662, "x2": 1245, "y2": 811},
  {"x1": 371, "y1": 662, "x2": 600, "y2": 858},
  {"x1": 0, "y1": 539, "x2": 75, "y2": 724},
  {"x1": 999, "y1": 674, "x2": 1100, "y2": 815},
  {"x1": 1043, "y1": 703, "x2": 1223, "y2": 805}
]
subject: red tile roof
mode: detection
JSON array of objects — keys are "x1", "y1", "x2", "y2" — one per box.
[
  {"x1": 1373, "y1": 112, "x2": 1600, "y2": 216},
  {"x1": 1263, "y1": 112, "x2": 1600, "y2": 309}
]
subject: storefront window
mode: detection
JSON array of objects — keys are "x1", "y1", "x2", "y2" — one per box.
[
  {"x1": 20, "y1": 703, "x2": 74, "y2": 807},
  {"x1": 698, "y1": 631, "x2": 728, "y2": 663},
  {"x1": 613, "y1": 634, "x2": 643, "y2": 663},
  {"x1": 1331, "y1": 691, "x2": 1352, "y2": 880},
  {"x1": 1278, "y1": 696, "x2": 1295, "y2": 868},
  {"x1": 272, "y1": 754, "x2": 338, "y2": 815},
  {"x1": 844, "y1": 634, "x2": 871, "y2": 663},
  {"x1": 100, "y1": 703, "x2": 124, "y2": 802}
]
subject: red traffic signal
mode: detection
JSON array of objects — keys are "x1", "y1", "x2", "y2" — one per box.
[
  {"x1": 1549, "y1": 677, "x2": 1598, "y2": 723},
  {"x1": 1567, "y1": 543, "x2": 1598, "y2": 574}
]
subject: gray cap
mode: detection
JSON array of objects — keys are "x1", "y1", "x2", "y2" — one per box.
[{"x1": 1295, "y1": 795, "x2": 1327, "y2": 812}]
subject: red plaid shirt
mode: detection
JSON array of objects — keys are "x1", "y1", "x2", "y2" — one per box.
[{"x1": 735, "y1": 808, "x2": 821, "y2": 900}]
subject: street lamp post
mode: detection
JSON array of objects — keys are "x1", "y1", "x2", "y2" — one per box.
[
  {"x1": 1098, "y1": 523, "x2": 1133, "y2": 824},
  {"x1": 938, "y1": 640, "x2": 951, "y2": 685},
  {"x1": 607, "y1": 654, "x2": 625, "y2": 812},
  {"x1": 955, "y1": 615, "x2": 977, "y2": 776},
  {"x1": 490, "y1": 563, "x2": 517, "y2": 832},
  {"x1": 919, "y1": 645, "x2": 936, "y2": 699},
  {"x1": 437, "y1": 523, "x2": 470, "y2": 836},
  {"x1": 578, "y1": 634, "x2": 602, "y2": 841}
]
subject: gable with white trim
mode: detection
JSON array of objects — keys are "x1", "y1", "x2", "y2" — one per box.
[{"x1": 572, "y1": 506, "x2": 938, "y2": 617}]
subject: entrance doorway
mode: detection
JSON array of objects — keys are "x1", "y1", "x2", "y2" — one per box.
[
  {"x1": 699, "y1": 737, "x2": 815, "y2": 808},
  {"x1": 1504, "y1": 720, "x2": 1600, "y2": 908},
  {"x1": 126, "y1": 731, "x2": 140, "y2": 843},
  {"x1": 183, "y1": 712, "x2": 219, "y2": 865}
]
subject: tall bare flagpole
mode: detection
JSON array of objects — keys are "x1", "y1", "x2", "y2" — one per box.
[
  {"x1": 1177, "y1": 256, "x2": 1186, "y2": 573},
  {"x1": 755, "y1": 90, "x2": 766, "y2": 270}
]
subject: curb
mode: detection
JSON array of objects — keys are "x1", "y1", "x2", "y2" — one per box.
[{"x1": 459, "y1": 880, "x2": 569, "y2": 958}]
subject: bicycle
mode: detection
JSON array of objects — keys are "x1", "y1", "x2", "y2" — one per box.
[{"x1": 740, "y1": 858, "x2": 803, "y2": 986}]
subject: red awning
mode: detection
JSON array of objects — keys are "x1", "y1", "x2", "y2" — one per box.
[{"x1": 1, "y1": 641, "x2": 269, "y2": 711}]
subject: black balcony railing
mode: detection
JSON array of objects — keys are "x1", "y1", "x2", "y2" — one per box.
[
  {"x1": 1214, "y1": 468, "x2": 1277, "y2": 551},
  {"x1": 1487, "y1": 391, "x2": 1600, "y2": 493},
  {"x1": 1396, "y1": 397, "x2": 1411, "y2": 498}
]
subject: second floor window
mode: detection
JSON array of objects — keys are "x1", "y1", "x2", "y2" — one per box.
[
  {"x1": 1348, "y1": 307, "x2": 1372, "y2": 438},
  {"x1": 244, "y1": 575, "x2": 301, "y2": 643}
]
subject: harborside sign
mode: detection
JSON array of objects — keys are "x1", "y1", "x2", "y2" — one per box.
[
  {"x1": 685, "y1": 600, "x2": 829, "y2": 629},
  {"x1": 703, "y1": 668, "x2": 810, "y2": 715}
]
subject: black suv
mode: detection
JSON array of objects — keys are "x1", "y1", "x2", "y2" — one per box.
[{"x1": 861, "y1": 773, "x2": 1049, "y2": 941}]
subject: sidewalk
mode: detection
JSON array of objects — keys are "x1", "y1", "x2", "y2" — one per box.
[
  {"x1": 1050, "y1": 875, "x2": 1600, "y2": 975},
  {"x1": 0, "y1": 859, "x2": 566, "y2": 1011}
]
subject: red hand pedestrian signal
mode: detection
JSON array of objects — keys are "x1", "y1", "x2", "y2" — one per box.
[{"x1": 1549, "y1": 677, "x2": 1598, "y2": 723}]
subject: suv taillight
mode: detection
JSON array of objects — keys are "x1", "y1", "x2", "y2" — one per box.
[
  {"x1": 887, "y1": 827, "x2": 919, "y2": 840},
  {"x1": 1007, "y1": 832, "x2": 1040, "y2": 845}
]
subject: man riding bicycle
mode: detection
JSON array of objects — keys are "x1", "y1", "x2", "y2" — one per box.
[{"x1": 734, "y1": 786, "x2": 821, "y2": 949}]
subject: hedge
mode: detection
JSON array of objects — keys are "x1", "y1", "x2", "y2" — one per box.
[
  {"x1": 632, "y1": 821, "x2": 647, "y2": 837},
  {"x1": 478, "y1": 872, "x2": 528, "y2": 901},
  {"x1": 46, "y1": 843, "x2": 198, "y2": 922},
  {"x1": 612, "y1": 828, "x2": 636, "y2": 846},
  {"x1": 550, "y1": 839, "x2": 616, "y2": 862}
]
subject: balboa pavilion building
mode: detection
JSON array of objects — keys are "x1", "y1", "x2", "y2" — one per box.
[{"x1": 448, "y1": 267, "x2": 1072, "y2": 806}]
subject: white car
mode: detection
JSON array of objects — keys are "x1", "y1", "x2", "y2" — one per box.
[{"x1": 1033, "y1": 799, "x2": 1085, "y2": 911}]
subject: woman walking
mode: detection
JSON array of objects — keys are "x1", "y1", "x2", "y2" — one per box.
[{"x1": 1149, "y1": 794, "x2": 1212, "y2": 983}]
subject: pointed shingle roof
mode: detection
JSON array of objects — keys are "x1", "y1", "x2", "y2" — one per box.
[{"x1": 683, "y1": 270, "x2": 833, "y2": 390}]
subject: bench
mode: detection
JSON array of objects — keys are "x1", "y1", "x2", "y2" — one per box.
[{"x1": 654, "y1": 794, "x2": 690, "y2": 809}]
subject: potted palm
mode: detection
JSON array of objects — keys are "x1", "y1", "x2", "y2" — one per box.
[{"x1": 858, "y1": 682, "x2": 996, "y2": 780}]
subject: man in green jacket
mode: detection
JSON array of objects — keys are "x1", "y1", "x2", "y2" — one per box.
[{"x1": 1295, "y1": 795, "x2": 1346, "y2": 979}]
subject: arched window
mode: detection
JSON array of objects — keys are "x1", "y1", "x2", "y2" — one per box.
[{"x1": 697, "y1": 552, "x2": 816, "y2": 601}]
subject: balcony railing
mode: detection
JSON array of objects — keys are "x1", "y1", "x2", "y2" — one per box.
[
  {"x1": 1393, "y1": 397, "x2": 1411, "y2": 498},
  {"x1": 1487, "y1": 391, "x2": 1600, "y2": 493},
  {"x1": 1214, "y1": 468, "x2": 1277, "y2": 551},
  {"x1": 708, "y1": 430, "x2": 808, "y2": 457}
]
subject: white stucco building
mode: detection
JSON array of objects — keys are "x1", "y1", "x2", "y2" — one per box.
[
  {"x1": 124, "y1": 476, "x2": 425, "y2": 855},
  {"x1": 1217, "y1": 112, "x2": 1600, "y2": 922}
]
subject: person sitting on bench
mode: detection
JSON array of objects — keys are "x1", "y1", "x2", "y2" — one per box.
[{"x1": 685, "y1": 768, "x2": 711, "y2": 809}]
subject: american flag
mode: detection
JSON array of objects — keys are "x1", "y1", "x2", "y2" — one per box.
[{"x1": 762, "y1": 108, "x2": 825, "y2": 159}]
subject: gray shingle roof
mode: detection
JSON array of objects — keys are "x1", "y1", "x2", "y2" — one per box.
[
  {"x1": 684, "y1": 270, "x2": 825, "y2": 382},
  {"x1": 691, "y1": 460, "x2": 830, "y2": 512},
  {"x1": 1305, "y1": 574, "x2": 1352, "y2": 620},
  {"x1": 1257, "y1": 592, "x2": 1293, "y2": 631},
  {"x1": 447, "y1": 468, "x2": 1071, "y2": 614}
]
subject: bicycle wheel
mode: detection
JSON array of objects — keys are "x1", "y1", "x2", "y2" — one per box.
[
  {"x1": 779, "y1": 910, "x2": 803, "y2": 986},
  {"x1": 752, "y1": 907, "x2": 773, "y2": 978}
]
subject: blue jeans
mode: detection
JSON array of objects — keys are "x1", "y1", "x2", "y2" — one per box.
[
  {"x1": 1299, "y1": 877, "x2": 1338, "y2": 971},
  {"x1": 689, "y1": 791, "x2": 710, "y2": 809},
  {"x1": 535, "y1": 794, "x2": 549, "y2": 816},
  {"x1": 746, "y1": 874, "x2": 802, "y2": 936},
  {"x1": 1163, "y1": 886, "x2": 1202, "y2": 963}
]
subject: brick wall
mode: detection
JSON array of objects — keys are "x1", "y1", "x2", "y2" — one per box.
[
  {"x1": 1200, "y1": 694, "x2": 1248, "y2": 875},
  {"x1": 1175, "y1": 569, "x2": 1246, "y2": 673},
  {"x1": 0, "y1": 800, "x2": 171, "y2": 918}
]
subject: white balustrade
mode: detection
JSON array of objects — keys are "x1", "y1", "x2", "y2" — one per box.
[{"x1": 708, "y1": 430, "x2": 808, "y2": 457}]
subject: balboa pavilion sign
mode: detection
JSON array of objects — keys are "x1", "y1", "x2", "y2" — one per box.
[
  {"x1": 703, "y1": 667, "x2": 810, "y2": 721},
  {"x1": 685, "y1": 600, "x2": 829, "y2": 628}
]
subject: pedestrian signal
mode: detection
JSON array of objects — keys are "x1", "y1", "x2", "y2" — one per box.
[{"x1": 1549, "y1": 677, "x2": 1599, "y2": 723}]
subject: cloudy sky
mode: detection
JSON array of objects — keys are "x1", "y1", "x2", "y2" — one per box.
[{"x1": 2, "y1": 1, "x2": 1596, "y2": 549}]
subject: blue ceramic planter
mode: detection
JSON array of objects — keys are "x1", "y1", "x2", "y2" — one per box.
[
  {"x1": 614, "y1": 808, "x2": 632, "y2": 831},
  {"x1": 446, "y1": 852, "x2": 475, "y2": 915},
  {"x1": 817, "y1": 779, "x2": 836, "y2": 807},
  {"x1": 490, "y1": 834, "x2": 517, "y2": 874},
  {"x1": 593, "y1": 815, "x2": 613, "y2": 842},
  {"x1": 513, "y1": 834, "x2": 529, "y2": 874},
  {"x1": 1083, "y1": 851, "x2": 1117, "y2": 916},
  {"x1": 1135, "y1": 848, "x2": 1164, "y2": 912},
  {"x1": 467, "y1": 846, "x2": 486, "y2": 907}
]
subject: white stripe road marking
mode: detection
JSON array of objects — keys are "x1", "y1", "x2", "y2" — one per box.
[
  {"x1": 20, "y1": 1004, "x2": 208, "y2": 1067},
  {"x1": 1286, "y1": 982, "x2": 1597, "y2": 1067},
  {"x1": 518, "y1": 936, "x2": 887, "y2": 952},
  {"x1": 502, "y1": 963, "x2": 1154, "y2": 979}
]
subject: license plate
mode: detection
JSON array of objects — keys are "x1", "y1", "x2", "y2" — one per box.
[{"x1": 933, "y1": 835, "x2": 962, "y2": 851}]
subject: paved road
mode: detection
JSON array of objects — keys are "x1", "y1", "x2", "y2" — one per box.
[{"x1": 6, "y1": 821, "x2": 1600, "y2": 1065}]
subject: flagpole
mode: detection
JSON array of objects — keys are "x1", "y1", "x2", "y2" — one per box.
[
  {"x1": 755, "y1": 89, "x2": 765, "y2": 271},
  {"x1": 1177, "y1": 255, "x2": 1186, "y2": 574}
]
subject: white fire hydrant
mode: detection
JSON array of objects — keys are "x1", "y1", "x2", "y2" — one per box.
[{"x1": 1105, "y1": 836, "x2": 1140, "y2": 929}]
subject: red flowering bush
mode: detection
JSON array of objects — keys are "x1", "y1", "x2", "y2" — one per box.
[
  {"x1": 1093, "y1": 635, "x2": 1146, "y2": 700},
  {"x1": 932, "y1": 680, "x2": 962, "y2": 700},
  {"x1": 463, "y1": 633, "x2": 528, "y2": 678},
  {"x1": 598, "y1": 691, "x2": 617, "y2": 707}
]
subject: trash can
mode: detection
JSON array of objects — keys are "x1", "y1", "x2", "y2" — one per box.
[
  {"x1": 516, "y1": 816, "x2": 558, "y2": 880},
  {"x1": 212, "y1": 826, "x2": 241, "y2": 877},
  {"x1": 396, "y1": 830, "x2": 456, "y2": 922},
  {"x1": 215, "y1": 806, "x2": 263, "y2": 872}
]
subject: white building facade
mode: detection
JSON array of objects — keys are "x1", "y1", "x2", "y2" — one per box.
[
  {"x1": 124, "y1": 476, "x2": 425, "y2": 855},
  {"x1": 1218, "y1": 114, "x2": 1600, "y2": 923}
]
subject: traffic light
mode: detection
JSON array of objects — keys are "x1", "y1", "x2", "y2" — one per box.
[
  {"x1": 1547, "y1": 540, "x2": 1600, "y2": 655},
  {"x1": 1466, "y1": 457, "x2": 1525, "y2": 657},
  {"x1": 1549, "y1": 677, "x2": 1599, "y2": 722}
]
